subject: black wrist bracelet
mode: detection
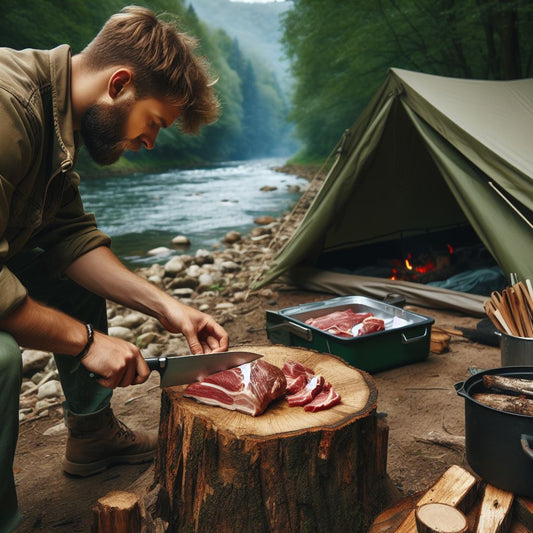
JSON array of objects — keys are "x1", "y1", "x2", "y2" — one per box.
[{"x1": 75, "y1": 323, "x2": 94, "y2": 361}]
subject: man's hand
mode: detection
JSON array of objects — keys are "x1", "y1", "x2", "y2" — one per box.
[
  {"x1": 80, "y1": 330, "x2": 151, "y2": 388},
  {"x1": 159, "y1": 302, "x2": 229, "y2": 354},
  {"x1": 67, "y1": 246, "x2": 229, "y2": 356}
]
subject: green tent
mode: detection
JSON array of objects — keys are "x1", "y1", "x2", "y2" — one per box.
[{"x1": 258, "y1": 68, "x2": 533, "y2": 315}]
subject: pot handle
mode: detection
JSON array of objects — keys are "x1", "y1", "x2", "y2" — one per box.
[
  {"x1": 521, "y1": 434, "x2": 533, "y2": 460},
  {"x1": 401, "y1": 327, "x2": 429, "y2": 344},
  {"x1": 454, "y1": 381, "x2": 467, "y2": 398}
]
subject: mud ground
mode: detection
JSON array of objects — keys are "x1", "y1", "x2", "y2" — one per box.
[{"x1": 14, "y1": 287, "x2": 499, "y2": 531}]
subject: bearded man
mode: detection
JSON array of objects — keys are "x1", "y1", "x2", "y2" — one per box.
[{"x1": 0, "y1": 6, "x2": 229, "y2": 530}]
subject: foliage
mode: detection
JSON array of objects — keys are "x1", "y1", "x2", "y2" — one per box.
[
  {"x1": 282, "y1": 0, "x2": 533, "y2": 159},
  {"x1": 1, "y1": 0, "x2": 294, "y2": 173}
]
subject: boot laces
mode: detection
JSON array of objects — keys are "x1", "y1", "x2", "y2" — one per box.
[{"x1": 110, "y1": 415, "x2": 137, "y2": 441}]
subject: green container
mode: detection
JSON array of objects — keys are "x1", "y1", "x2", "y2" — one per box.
[{"x1": 266, "y1": 296, "x2": 434, "y2": 373}]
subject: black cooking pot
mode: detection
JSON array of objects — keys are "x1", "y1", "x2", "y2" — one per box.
[{"x1": 455, "y1": 366, "x2": 533, "y2": 498}]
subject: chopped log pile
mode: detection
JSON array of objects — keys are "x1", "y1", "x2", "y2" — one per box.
[{"x1": 369, "y1": 464, "x2": 533, "y2": 533}]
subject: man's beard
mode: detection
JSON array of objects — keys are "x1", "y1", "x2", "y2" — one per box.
[{"x1": 80, "y1": 99, "x2": 132, "y2": 166}]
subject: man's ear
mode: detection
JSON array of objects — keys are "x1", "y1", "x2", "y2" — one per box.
[{"x1": 108, "y1": 69, "x2": 133, "y2": 99}]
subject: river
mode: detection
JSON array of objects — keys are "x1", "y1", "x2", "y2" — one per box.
[{"x1": 79, "y1": 158, "x2": 307, "y2": 268}]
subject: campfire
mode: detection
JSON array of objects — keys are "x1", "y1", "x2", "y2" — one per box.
[
  {"x1": 318, "y1": 225, "x2": 500, "y2": 290},
  {"x1": 390, "y1": 245, "x2": 453, "y2": 282}
]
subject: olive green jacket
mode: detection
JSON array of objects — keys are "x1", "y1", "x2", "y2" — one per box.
[{"x1": 0, "y1": 45, "x2": 111, "y2": 319}]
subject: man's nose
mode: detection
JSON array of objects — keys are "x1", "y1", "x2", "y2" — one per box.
[{"x1": 143, "y1": 134, "x2": 156, "y2": 150}]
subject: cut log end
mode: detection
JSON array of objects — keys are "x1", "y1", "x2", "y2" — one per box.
[
  {"x1": 415, "y1": 502, "x2": 468, "y2": 533},
  {"x1": 91, "y1": 491, "x2": 143, "y2": 533}
]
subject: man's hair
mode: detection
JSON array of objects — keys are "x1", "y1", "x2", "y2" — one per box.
[{"x1": 81, "y1": 5, "x2": 219, "y2": 134}]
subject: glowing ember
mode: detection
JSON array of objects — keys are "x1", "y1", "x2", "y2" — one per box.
[{"x1": 389, "y1": 246, "x2": 455, "y2": 281}]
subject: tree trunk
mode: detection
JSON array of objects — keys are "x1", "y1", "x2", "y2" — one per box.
[{"x1": 153, "y1": 345, "x2": 389, "y2": 532}]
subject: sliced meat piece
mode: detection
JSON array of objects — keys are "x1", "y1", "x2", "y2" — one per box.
[
  {"x1": 286, "y1": 375, "x2": 325, "y2": 407},
  {"x1": 357, "y1": 316, "x2": 385, "y2": 336},
  {"x1": 282, "y1": 360, "x2": 315, "y2": 394},
  {"x1": 305, "y1": 309, "x2": 373, "y2": 337},
  {"x1": 184, "y1": 359, "x2": 287, "y2": 417},
  {"x1": 303, "y1": 383, "x2": 341, "y2": 412}
]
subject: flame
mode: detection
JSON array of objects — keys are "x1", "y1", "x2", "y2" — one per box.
[
  {"x1": 447, "y1": 243, "x2": 454, "y2": 254},
  {"x1": 405, "y1": 258, "x2": 413, "y2": 270}
]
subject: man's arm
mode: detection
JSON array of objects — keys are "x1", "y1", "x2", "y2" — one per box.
[
  {"x1": 65, "y1": 245, "x2": 229, "y2": 355},
  {"x1": 0, "y1": 295, "x2": 150, "y2": 388}
]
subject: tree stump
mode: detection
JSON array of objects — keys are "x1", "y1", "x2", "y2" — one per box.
[{"x1": 154, "y1": 345, "x2": 389, "y2": 532}]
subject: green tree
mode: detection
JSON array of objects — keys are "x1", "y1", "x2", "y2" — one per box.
[{"x1": 282, "y1": 0, "x2": 533, "y2": 158}]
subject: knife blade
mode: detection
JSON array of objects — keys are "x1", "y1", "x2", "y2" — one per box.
[{"x1": 145, "y1": 351, "x2": 262, "y2": 387}]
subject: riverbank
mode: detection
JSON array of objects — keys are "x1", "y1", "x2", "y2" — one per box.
[{"x1": 14, "y1": 164, "x2": 495, "y2": 531}]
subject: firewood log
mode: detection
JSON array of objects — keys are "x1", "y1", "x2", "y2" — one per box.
[
  {"x1": 415, "y1": 502, "x2": 468, "y2": 533},
  {"x1": 475, "y1": 484, "x2": 514, "y2": 533},
  {"x1": 395, "y1": 465, "x2": 478, "y2": 533},
  {"x1": 514, "y1": 497, "x2": 533, "y2": 532},
  {"x1": 472, "y1": 393, "x2": 533, "y2": 416},
  {"x1": 483, "y1": 375, "x2": 533, "y2": 399},
  {"x1": 91, "y1": 491, "x2": 143, "y2": 533}
]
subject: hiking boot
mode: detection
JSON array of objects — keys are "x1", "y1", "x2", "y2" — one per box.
[{"x1": 62, "y1": 405, "x2": 157, "y2": 477}]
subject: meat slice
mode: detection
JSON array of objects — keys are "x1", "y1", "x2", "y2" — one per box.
[
  {"x1": 282, "y1": 360, "x2": 315, "y2": 394},
  {"x1": 303, "y1": 383, "x2": 341, "y2": 412},
  {"x1": 305, "y1": 309, "x2": 373, "y2": 337},
  {"x1": 184, "y1": 359, "x2": 287, "y2": 417},
  {"x1": 357, "y1": 316, "x2": 385, "y2": 336},
  {"x1": 286, "y1": 375, "x2": 325, "y2": 406}
]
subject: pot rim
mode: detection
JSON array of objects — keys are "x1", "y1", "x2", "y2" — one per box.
[{"x1": 499, "y1": 331, "x2": 533, "y2": 342}]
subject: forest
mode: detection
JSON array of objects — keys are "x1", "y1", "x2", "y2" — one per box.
[
  {"x1": 282, "y1": 0, "x2": 533, "y2": 159},
  {"x1": 2, "y1": 1, "x2": 532, "y2": 168},
  {"x1": 1, "y1": 0, "x2": 294, "y2": 175}
]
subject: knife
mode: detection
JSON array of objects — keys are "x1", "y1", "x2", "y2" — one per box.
[{"x1": 145, "y1": 351, "x2": 262, "y2": 387}]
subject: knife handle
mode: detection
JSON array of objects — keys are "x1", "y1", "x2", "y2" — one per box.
[{"x1": 145, "y1": 356, "x2": 167, "y2": 374}]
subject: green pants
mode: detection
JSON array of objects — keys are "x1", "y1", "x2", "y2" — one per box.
[{"x1": 0, "y1": 250, "x2": 112, "y2": 531}]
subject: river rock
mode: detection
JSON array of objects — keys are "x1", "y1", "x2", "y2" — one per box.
[
  {"x1": 198, "y1": 273, "x2": 214, "y2": 288},
  {"x1": 249, "y1": 226, "x2": 272, "y2": 237},
  {"x1": 215, "y1": 302, "x2": 235, "y2": 311},
  {"x1": 147, "y1": 246, "x2": 172, "y2": 256},
  {"x1": 22, "y1": 350, "x2": 52, "y2": 375},
  {"x1": 186, "y1": 264, "x2": 202, "y2": 278},
  {"x1": 222, "y1": 230, "x2": 241, "y2": 244},
  {"x1": 136, "y1": 332, "x2": 159, "y2": 348},
  {"x1": 108, "y1": 326, "x2": 135, "y2": 342},
  {"x1": 169, "y1": 276, "x2": 198, "y2": 290},
  {"x1": 195, "y1": 249, "x2": 214, "y2": 265},
  {"x1": 172, "y1": 287, "x2": 195, "y2": 298},
  {"x1": 172, "y1": 235, "x2": 191, "y2": 246},
  {"x1": 260, "y1": 186, "x2": 277, "y2": 191},
  {"x1": 220, "y1": 260, "x2": 240, "y2": 273},
  {"x1": 37, "y1": 380, "x2": 63, "y2": 400},
  {"x1": 43, "y1": 422, "x2": 67, "y2": 437},
  {"x1": 164, "y1": 256, "x2": 186, "y2": 276},
  {"x1": 109, "y1": 312, "x2": 145, "y2": 329},
  {"x1": 254, "y1": 215, "x2": 276, "y2": 225}
]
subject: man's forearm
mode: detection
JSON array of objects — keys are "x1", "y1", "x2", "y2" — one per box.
[
  {"x1": 0, "y1": 295, "x2": 87, "y2": 355},
  {"x1": 65, "y1": 246, "x2": 175, "y2": 321}
]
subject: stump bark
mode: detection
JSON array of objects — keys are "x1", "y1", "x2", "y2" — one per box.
[{"x1": 154, "y1": 345, "x2": 388, "y2": 532}]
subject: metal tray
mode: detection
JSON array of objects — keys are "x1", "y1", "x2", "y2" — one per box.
[{"x1": 266, "y1": 296, "x2": 434, "y2": 373}]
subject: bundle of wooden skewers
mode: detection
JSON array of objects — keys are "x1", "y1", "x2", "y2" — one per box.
[{"x1": 484, "y1": 277, "x2": 533, "y2": 338}]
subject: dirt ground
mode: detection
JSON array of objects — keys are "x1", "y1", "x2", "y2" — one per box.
[{"x1": 13, "y1": 285, "x2": 501, "y2": 532}]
